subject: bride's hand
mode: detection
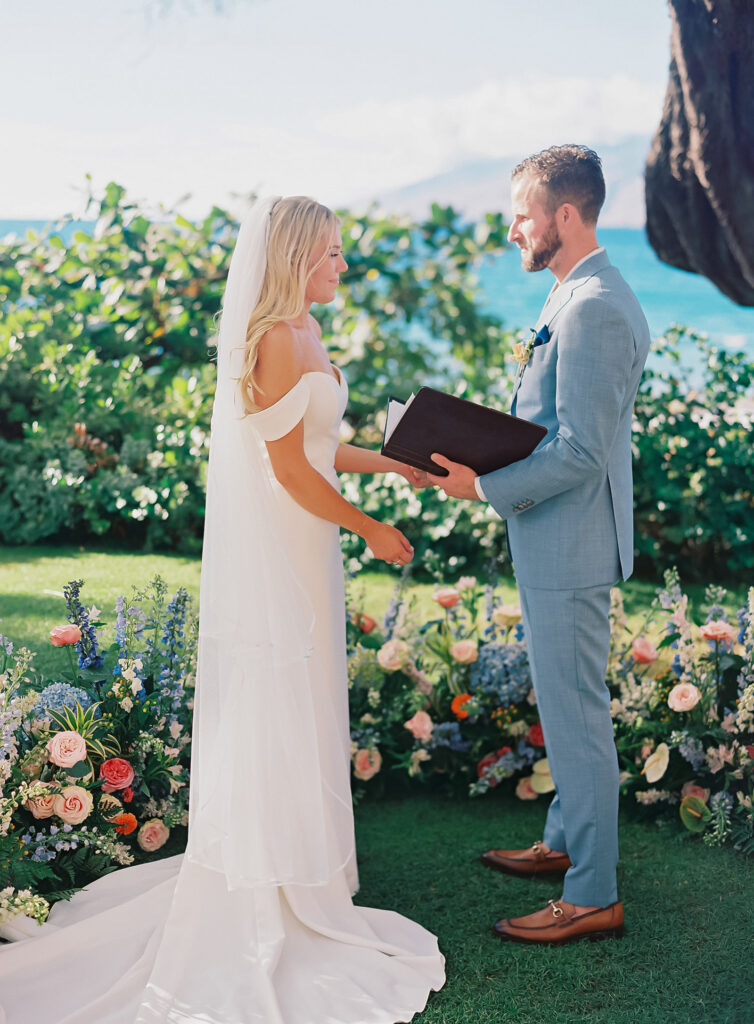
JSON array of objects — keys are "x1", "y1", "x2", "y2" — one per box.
[
  {"x1": 363, "y1": 521, "x2": 414, "y2": 566},
  {"x1": 402, "y1": 465, "x2": 430, "y2": 488}
]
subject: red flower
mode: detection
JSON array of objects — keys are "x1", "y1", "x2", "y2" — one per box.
[
  {"x1": 527, "y1": 722, "x2": 545, "y2": 747},
  {"x1": 746, "y1": 746, "x2": 754, "y2": 761},
  {"x1": 451, "y1": 694, "x2": 472, "y2": 719},
  {"x1": 121, "y1": 787, "x2": 134, "y2": 803},
  {"x1": 476, "y1": 747, "x2": 513, "y2": 787},
  {"x1": 357, "y1": 614, "x2": 377, "y2": 634},
  {"x1": 113, "y1": 812, "x2": 138, "y2": 836},
  {"x1": 99, "y1": 757, "x2": 135, "y2": 794}
]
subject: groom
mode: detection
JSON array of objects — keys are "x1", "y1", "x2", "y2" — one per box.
[{"x1": 428, "y1": 145, "x2": 650, "y2": 945}]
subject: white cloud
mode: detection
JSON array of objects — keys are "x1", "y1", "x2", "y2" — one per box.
[{"x1": 1, "y1": 74, "x2": 665, "y2": 219}]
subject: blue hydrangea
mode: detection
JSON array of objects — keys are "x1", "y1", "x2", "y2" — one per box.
[
  {"x1": 429, "y1": 722, "x2": 471, "y2": 753},
  {"x1": 468, "y1": 641, "x2": 532, "y2": 705},
  {"x1": 33, "y1": 682, "x2": 96, "y2": 718}
]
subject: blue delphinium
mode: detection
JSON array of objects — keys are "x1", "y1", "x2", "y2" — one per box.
[
  {"x1": 32, "y1": 681, "x2": 95, "y2": 718},
  {"x1": 63, "y1": 579, "x2": 103, "y2": 670},
  {"x1": 157, "y1": 588, "x2": 190, "y2": 720},
  {"x1": 468, "y1": 641, "x2": 532, "y2": 706},
  {"x1": 671, "y1": 730, "x2": 706, "y2": 771},
  {"x1": 429, "y1": 722, "x2": 471, "y2": 753}
]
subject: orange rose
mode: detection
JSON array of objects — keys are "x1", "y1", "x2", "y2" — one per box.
[
  {"x1": 49, "y1": 624, "x2": 82, "y2": 647},
  {"x1": 352, "y1": 748, "x2": 382, "y2": 781},
  {"x1": 433, "y1": 588, "x2": 460, "y2": 608},
  {"x1": 451, "y1": 694, "x2": 472, "y2": 719},
  {"x1": 680, "y1": 781, "x2": 710, "y2": 804},
  {"x1": 700, "y1": 621, "x2": 738, "y2": 646},
  {"x1": 632, "y1": 637, "x2": 658, "y2": 664}
]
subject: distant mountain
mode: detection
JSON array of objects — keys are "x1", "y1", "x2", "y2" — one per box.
[{"x1": 372, "y1": 136, "x2": 651, "y2": 227}]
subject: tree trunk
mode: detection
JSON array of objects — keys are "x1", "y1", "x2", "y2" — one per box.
[{"x1": 645, "y1": 0, "x2": 754, "y2": 306}]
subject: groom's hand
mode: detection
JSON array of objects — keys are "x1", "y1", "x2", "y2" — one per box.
[{"x1": 427, "y1": 454, "x2": 480, "y2": 500}]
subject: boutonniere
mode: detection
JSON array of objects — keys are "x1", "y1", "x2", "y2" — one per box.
[{"x1": 513, "y1": 325, "x2": 551, "y2": 380}]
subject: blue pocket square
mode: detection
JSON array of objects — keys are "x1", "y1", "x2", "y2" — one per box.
[{"x1": 530, "y1": 324, "x2": 551, "y2": 348}]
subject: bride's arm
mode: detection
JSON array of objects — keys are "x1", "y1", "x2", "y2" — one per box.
[
  {"x1": 335, "y1": 444, "x2": 428, "y2": 486},
  {"x1": 254, "y1": 328, "x2": 414, "y2": 564}
]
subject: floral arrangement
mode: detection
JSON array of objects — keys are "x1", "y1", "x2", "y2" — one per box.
[
  {"x1": 0, "y1": 577, "x2": 196, "y2": 929},
  {"x1": 608, "y1": 569, "x2": 754, "y2": 852},
  {"x1": 346, "y1": 570, "x2": 754, "y2": 854},
  {"x1": 346, "y1": 576, "x2": 547, "y2": 799}
]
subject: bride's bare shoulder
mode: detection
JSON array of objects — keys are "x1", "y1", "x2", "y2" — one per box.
[{"x1": 252, "y1": 323, "x2": 305, "y2": 410}]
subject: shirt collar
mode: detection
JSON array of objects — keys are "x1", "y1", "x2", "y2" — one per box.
[{"x1": 559, "y1": 246, "x2": 605, "y2": 286}]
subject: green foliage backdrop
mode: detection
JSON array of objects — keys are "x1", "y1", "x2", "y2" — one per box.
[{"x1": 1, "y1": 184, "x2": 752, "y2": 578}]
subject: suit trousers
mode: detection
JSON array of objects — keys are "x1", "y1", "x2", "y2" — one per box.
[{"x1": 518, "y1": 580, "x2": 619, "y2": 907}]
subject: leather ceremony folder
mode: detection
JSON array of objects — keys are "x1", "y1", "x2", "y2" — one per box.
[{"x1": 380, "y1": 387, "x2": 547, "y2": 477}]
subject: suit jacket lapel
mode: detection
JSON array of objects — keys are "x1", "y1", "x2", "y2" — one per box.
[{"x1": 510, "y1": 250, "x2": 611, "y2": 409}]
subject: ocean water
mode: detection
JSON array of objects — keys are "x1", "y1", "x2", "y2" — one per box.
[
  {"x1": 3, "y1": 220, "x2": 753, "y2": 361},
  {"x1": 478, "y1": 227, "x2": 754, "y2": 358}
]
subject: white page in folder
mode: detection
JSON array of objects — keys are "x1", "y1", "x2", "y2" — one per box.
[{"x1": 384, "y1": 393, "x2": 415, "y2": 442}]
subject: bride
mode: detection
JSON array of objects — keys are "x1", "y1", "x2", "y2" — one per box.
[{"x1": 0, "y1": 196, "x2": 445, "y2": 1023}]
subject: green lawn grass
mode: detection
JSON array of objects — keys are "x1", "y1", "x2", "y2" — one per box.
[
  {"x1": 354, "y1": 794, "x2": 754, "y2": 1024},
  {"x1": 2, "y1": 545, "x2": 753, "y2": 1022}
]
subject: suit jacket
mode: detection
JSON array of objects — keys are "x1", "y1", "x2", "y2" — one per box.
[{"x1": 479, "y1": 249, "x2": 651, "y2": 590}]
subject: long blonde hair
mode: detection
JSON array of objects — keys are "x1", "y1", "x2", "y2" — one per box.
[{"x1": 238, "y1": 196, "x2": 338, "y2": 411}]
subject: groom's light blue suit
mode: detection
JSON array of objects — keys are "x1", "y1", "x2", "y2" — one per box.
[{"x1": 479, "y1": 248, "x2": 650, "y2": 907}]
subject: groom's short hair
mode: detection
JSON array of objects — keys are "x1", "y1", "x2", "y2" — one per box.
[{"x1": 512, "y1": 145, "x2": 605, "y2": 225}]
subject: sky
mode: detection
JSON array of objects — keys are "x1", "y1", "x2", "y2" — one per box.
[{"x1": 0, "y1": 0, "x2": 673, "y2": 219}]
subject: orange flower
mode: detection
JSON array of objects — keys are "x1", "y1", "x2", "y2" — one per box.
[
  {"x1": 451, "y1": 693, "x2": 472, "y2": 719},
  {"x1": 113, "y1": 812, "x2": 138, "y2": 836}
]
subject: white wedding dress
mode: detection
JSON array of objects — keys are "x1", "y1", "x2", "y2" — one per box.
[{"x1": 0, "y1": 368, "x2": 445, "y2": 1024}]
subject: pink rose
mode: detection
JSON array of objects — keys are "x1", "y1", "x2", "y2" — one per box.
[
  {"x1": 433, "y1": 588, "x2": 460, "y2": 609},
  {"x1": 700, "y1": 620, "x2": 738, "y2": 646},
  {"x1": 456, "y1": 576, "x2": 477, "y2": 592},
  {"x1": 46, "y1": 730, "x2": 88, "y2": 769},
  {"x1": 681, "y1": 781, "x2": 710, "y2": 804},
  {"x1": 449, "y1": 640, "x2": 478, "y2": 664},
  {"x1": 515, "y1": 776, "x2": 539, "y2": 800},
  {"x1": 137, "y1": 818, "x2": 170, "y2": 853},
  {"x1": 404, "y1": 710, "x2": 434, "y2": 741},
  {"x1": 377, "y1": 639, "x2": 410, "y2": 673},
  {"x1": 632, "y1": 637, "x2": 658, "y2": 664},
  {"x1": 99, "y1": 757, "x2": 135, "y2": 793},
  {"x1": 24, "y1": 781, "x2": 58, "y2": 820},
  {"x1": 52, "y1": 785, "x2": 93, "y2": 825},
  {"x1": 668, "y1": 682, "x2": 702, "y2": 713},
  {"x1": 49, "y1": 624, "x2": 82, "y2": 647},
  {"x1": 352, "y1": 748, "x2": 382, "y2": 781}
]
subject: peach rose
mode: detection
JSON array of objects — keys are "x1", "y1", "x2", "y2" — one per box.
[
  {"x1": 46, "y1": 730, "x2": 88, "y2": 769},
  {"x1": 24, "y1": 781, "x2": 58, "y2": 820},
  {"x1": 53, "y1": 785, "x2": 93, "y2": 825},
  {"x1": 668, "y1": 682, "x2": 702, "y2": 713},
  {"x1": 449, "y1": 640, "x2": 478, "y2": 664},
  {"x1": 377, "y1": 639, "x2": 410, "y2": 673},
  {"x1": 632, "y1": 637, "x2": 658, "y2": 664},
  {"x1": 515, "y1": 776, "x2": 539, "y2": 800},
  {"x1": 352, "y1": 748, "x2": 382, "y2": 781},
  {"x1": 681, "y1": 781, "x2": 710, "y2": 804},
  {"x1": 492, "y1": 604, "x2": 522, "y2": 629},
  {"x1": 404, "y1": 710, "x2": 434, "y2": 741},
  {"x1": 99, "y1": 757, "x2": 135, "y2": 793},
  {"x1": 433, "y1": 588, "x2": 460, "y2": 608},
  {"x1": 49, "y1": 624, "x2": 82, "y2": 647},
  {"x1": 137, "y1": 818, "x2": 170, "y2": 852},
  {"x1": 700, "y1": 620, "x2": 738, "y2": 646}
]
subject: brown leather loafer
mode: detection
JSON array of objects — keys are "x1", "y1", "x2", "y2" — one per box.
[
  {"x1": 493, "y1": 899, "x2": 625, "y2": 946},
  {"x1": 480, "y1": 841, "x2": 572, "y2": 877}
]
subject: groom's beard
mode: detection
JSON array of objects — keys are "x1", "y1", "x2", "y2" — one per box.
[{"x1": 521, "y1": 219, "x2": 562, "y2": 272}]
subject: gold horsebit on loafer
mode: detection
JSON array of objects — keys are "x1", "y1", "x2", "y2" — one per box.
[{"x1": 547, "y1": 899, "x2": 564, "y2": 918}]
